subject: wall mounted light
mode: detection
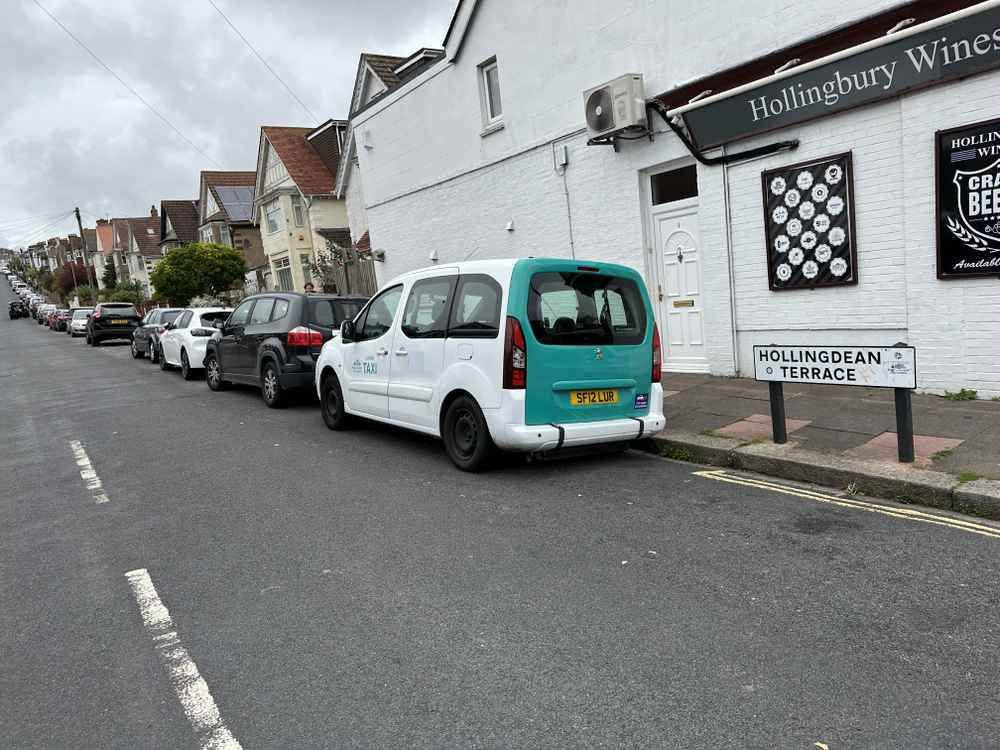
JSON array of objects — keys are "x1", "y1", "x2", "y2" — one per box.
[{"x1": 505, "y1": 219, "x2": 515, "y2": 232}]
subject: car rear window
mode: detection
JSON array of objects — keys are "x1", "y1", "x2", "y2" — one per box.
[
  {"x1": 199, "y1": 310, "x2": 230, "y2": 327},
  {"x1": 72, "y1": 309, "x2": 92, "y2": 319},
  {"x1": 308, "y1": 298, "x2": 366, "y2": 328},
  {"x1": 527, "y1": 271, "x2": 647, "y2": 346},
  {"x1": 101, "y1": 305, "x2": 137, "y2": 317}
]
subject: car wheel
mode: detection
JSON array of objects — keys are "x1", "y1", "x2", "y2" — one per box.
[
  {"x1": 181, "y1": 350, "x2": 198, "y2": 381},
  {"x1": 205, "y1": 353, "x2": 228, "y2": 391},
  {"x1": 149, "y1": 341, "x2": 159, "y2": 363},
  {"x1": 159, "y1": 348, "x2": 172, "y2": 370},
  {"x1": 261, "y1": 362, "x2": 286, "y2": 408},
  {"x1": 130, "y1": 340, "x2": 144, "y2": 359},
  {"x1": 321, "y1": 373, "x2": 352, "y2": 430},
  {"x1": 442, "y1": 395, "x2": 496, "y2": 472}
]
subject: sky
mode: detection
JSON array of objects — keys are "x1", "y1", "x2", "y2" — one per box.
[{"x1": 0, "y1": 0, "x2": 456, "y2": 249}]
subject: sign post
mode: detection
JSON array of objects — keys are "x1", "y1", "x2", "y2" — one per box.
[{"x1": 754, "y1": 343, "x2": 917, "y2": 462}]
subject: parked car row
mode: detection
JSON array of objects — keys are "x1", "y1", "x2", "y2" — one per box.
[{"x1": 11, "y1": 258, "x2": 667, "y2": 471}]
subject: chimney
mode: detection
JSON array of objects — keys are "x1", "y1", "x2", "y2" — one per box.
[{"x1": 150, "y1": 205, "x2": 158, "y2": 219}]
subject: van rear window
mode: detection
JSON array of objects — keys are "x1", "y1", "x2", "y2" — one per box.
[{"x1": 528, "y1": 271, "x2": 646, "y2": 346}]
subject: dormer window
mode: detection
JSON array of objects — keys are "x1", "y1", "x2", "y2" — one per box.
[{"x1": 478, "y1": 57, "x2": 503, "y2": 135}]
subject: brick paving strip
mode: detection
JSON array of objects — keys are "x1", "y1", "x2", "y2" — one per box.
[{"x1": 650, "y1": 374, "x2": 1000, "y2": 520}]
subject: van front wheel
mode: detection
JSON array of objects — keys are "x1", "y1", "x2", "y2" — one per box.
[{"x1": 443, "y1": 396, "x2": 496, "y2": 472}]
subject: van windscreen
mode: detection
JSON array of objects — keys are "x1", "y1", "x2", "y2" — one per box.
[{"x1": 527, "y1": 271, "x2": 646, "y2": 346}]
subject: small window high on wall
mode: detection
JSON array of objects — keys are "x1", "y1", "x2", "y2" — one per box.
[{"x1": 651, "y1": 165, "x2": 698, "y2": 205}]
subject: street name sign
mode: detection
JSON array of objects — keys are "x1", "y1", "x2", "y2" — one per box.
[{"x1": 753, "y1": 345, "x2": 916, "y2": 389}]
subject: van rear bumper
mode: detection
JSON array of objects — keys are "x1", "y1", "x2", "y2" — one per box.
[{"x1": 488, "y1": 384, "x2": 666, "y2": 452}]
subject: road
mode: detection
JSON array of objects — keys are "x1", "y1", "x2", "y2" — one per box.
[{"x1": 2, "y1": 282, "x2": 999, "y2": 750}]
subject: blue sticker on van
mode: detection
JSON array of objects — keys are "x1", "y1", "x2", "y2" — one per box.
[{"x1": 634, "y1": 394, "x2": 649, "y2": 409}]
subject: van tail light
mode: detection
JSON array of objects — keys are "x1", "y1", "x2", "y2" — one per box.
[
  {"x1": 652, "y1": 322, "x2": 662, "y2": 383},
  {"x1": 190, "y1": 328, "x2": 214, "y2": 337},
  {"x1": 503, "y1": 316, "x2": 527, "y2": 389},
  {"x1": 286, "y1": 326, "x2": 324, "y2": 347}
]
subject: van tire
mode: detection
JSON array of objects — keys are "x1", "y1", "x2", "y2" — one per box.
[
  {"x1": 320, "y1": 373, "x2": 352, "y2": 430},
  {"x1": 442, "y1": 395, "x2": 496, "y2": 472}
]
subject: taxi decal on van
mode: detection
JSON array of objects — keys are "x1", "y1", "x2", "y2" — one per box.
[{"x1": 352, "y1": 358, "x2": 378, "y2": 376}]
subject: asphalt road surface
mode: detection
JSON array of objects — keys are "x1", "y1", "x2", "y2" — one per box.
[{"x1": 2, "y1": 281, "x2": 999, "y2": 750}]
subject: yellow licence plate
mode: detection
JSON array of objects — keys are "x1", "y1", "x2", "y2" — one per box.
[
  {"x1": 111, "y1": 319, "x2": 127, "y2": 324},
  {"x1": 570, "y1": 389, "x2": 619, "y2": 406}
]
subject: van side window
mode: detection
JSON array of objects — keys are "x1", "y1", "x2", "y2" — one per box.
[
  {"x1": 401, "y1": 277, "x2": 455, "y2": 339},
  {"x1": 249, "y1": 298, "x2": 274, "y2": 325},
  {"x1": 271, "y1": 299, "x2": 289, "y2": 321},
  {"x1": 448, "y1": 275, "x2": 501, "y2": 338},
  {"x1": 359, "y1": 285, "x2": 403, "y2": 341}
]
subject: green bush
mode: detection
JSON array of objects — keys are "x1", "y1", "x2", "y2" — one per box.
[{"x1": 150, "y1": 242, "x2": 246, "y2": 306}]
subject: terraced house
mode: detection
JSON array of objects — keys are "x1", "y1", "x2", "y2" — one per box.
[{"x1": 253, "y1": 120, "x2": 352, "y2": 292}]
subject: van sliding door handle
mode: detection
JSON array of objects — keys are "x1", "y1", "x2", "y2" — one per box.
[
  {"x1": 394, "y1": 347, "x2": 408, "y2": 356},
  {"x1": 376, "y1": 347, "x2": 389, "y2": 356}
]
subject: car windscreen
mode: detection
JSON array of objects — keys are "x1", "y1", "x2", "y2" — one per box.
[
  {"x1": 527, "y1": 271, "x2": 647, "y2": 346},
  {"x1": 198, "y1": 310, "x2": 230, "y2": 327},
  {"x1": 101, "y1": 305, "x2": 138, "y2": 317},
  {"x1": 308, "y1": 298, "x2": 366, "y2": 328}
]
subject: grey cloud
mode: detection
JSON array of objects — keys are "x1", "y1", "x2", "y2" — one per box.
[{"x1": 0, "y1": 0, "x2": 455, "y2": 246}]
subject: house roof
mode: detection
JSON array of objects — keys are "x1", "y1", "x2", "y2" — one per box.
[
  {"x1": 354, "y1": 230, "x2": 370, "y2": 252},
  {"x1": 126, "y1": 217, "x2": 161, "y2": 258},
  {"x1": 262, "y1": 126, "x2": 339, "y2": 195},
  {"x1": 364, "y1": 53, "x2": 406, "y2": 89},
  {"x1": 160, "y1": 200, "x2": 200, "y2": 244},
  {"x1": 199, "y1": 171, "x2": 256, "y2": 224}
]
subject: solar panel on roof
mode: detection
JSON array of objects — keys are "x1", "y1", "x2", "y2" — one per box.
[{"x1": 214, "y1": 185, "x2": 254, "y2": 222}]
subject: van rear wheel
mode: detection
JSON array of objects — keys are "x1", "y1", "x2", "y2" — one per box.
[{"x1": 442, "y1": 396, "x2": 496, "y2": 472}]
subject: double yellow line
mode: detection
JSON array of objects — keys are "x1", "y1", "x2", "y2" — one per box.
[{"x1": 693, "y1": 469, "x2": 1000, "y2": 540}]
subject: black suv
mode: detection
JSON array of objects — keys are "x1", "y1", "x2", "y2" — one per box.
[
  {"x1": 131, "y1": 307, "x2": 183, "y2": 362},
  {"x1": 205, "y1": 292, "x2": 367, "y2": 407},
  {"x1": 8, "y1": 300, "x2": 26, "y2": 319},
  {"x1": 86, "y1": 302, "x2": 141, "y2": 346}
]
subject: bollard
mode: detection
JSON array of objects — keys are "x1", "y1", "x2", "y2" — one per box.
[
  {"x1": 894, "y1": 387, "x2": 914, "y2": 463},
  {"x1": 768, "y1": 381, "x2": 787, "y2": 444}
]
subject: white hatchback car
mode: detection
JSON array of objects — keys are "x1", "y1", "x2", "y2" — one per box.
[
  {"x1": 315, "y1": 258, "x2": 665, "y2": 470},
  {"x1": 158, "y1": 307, "x2": 233, "y2": 380}
]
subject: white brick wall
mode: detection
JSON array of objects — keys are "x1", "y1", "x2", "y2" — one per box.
[{"x1": 356, "y1": 0, "x2": 1000, "y2": 398}]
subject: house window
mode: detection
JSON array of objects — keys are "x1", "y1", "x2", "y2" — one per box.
[
  {"x1": 200, "y1": 226, "x2": 214, "y2": 244},
  {"x1": 264, "y1": 199, "x2": 282, "y2": 234},
  {"x1": 651, "y1": 165, "x2": 698, "y2": 205},
  {"x1": 300, "y1": 254, "x2": 312, "y2": 284},
  {"x1": 273, "y1": 256, "x2": 293, "y2": 291},
  {"x1": 479, "y1": 58, "x2": 503, "y2": 127},
  {"x1": 291, "y1": 195, "x2": 305, "y2": 227}
]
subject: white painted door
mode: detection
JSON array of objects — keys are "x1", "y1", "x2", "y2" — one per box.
[{"x1": 652, "y1": 201, "x2": 708, "y2": 372}]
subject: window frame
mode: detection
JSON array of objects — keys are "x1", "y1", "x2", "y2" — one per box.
[
  {"x1": 271, "y1": 298, "x2": 290, "y2": 322},
  {"x1": 478, "y1": 57, "x2": 503, "y2": 129},
  {"x1": 228, "y1": 299, "x2": 255, "y2": 328},
  {"x1": 264, "y1": 199, "x2": 282, "y2": 235},
  {"x1": 248, "y1": 297, "x2": 275, "y2": 326},
  {"x1": 356, "y1": 284, "x2": 403, "y2": 342},
  {"x1": 400, "y1": 276, "x2": 456, "y2": 340},
  {"x1": 291, "y1": 195, "x2": 305, "y2": 227},
  {"x1": 446, "y1": 274, "x2": 503, "y2": 339},
  {"x1": 174, "y1": 311, "x2": 193, "y2": 329}
]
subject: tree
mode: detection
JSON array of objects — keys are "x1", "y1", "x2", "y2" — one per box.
[
  {"x1": 75, "y1": 285, "x2": 97, "y2": 305},
  {"x1": 150, "y1": 242, "x2": 246, "y2": 306},
  {"x1": 102, "y1": 262, "x2": 118, "y2": 289},
  {"x1": 55, "y1": 261, "x2": 89, "y2": 301},
  {"x1": 104, "y1": 281, "x2": 144, "y2": 305}
]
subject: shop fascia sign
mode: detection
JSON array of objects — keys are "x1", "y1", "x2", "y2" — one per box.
[{"x1": 672, "y1": 2, "x2": 1000, "y2": 150}]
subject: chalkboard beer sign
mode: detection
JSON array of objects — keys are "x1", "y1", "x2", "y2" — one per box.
[{"x1": 937, "y1": 117, "x2": 1000, "y2": 279}]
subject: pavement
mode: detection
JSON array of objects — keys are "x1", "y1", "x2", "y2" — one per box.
[
  {"x1": 3, "y1": 278, "x2": 1000, "y2": 749},
  {"x1": 661, "y1": 373, "x2": 1000, "y2": 519}
]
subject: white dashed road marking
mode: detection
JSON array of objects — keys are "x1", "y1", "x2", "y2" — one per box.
[
  {"x1": 69, "y1": 440, "x2": 109, "y2": 504},
  {"x1": 125, "y1": 568, "x2": 243, "y2": 750}
]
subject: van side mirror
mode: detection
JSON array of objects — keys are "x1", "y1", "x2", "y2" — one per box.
[{"x1": 340, "y1": 320, "x2": 356, "y2": 343}]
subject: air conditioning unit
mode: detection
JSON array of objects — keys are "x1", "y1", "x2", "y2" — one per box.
[{"x1": 583, "y1": 74, "x2": 647, "y2": 139}]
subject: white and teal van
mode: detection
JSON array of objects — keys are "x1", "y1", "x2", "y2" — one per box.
[{"x1": 315, "y1": 258, "x2": 665, "y2": 470}]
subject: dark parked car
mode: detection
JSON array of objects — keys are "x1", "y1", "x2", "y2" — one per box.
[
  {"x1": 131, "y1": 307, "x2": 183, "y2": 362},
  {"x1": 205, "y1": 292, "x2": 368, "y2": 408},
  {"x1": 8, "y1": 300, "x2": 26, "y2": 319},
  {"x1": 86, "y1": 302, "x2": 141, "y2": 346}
]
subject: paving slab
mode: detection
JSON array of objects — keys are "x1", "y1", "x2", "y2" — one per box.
[
  {"x1": 845, "y1": 432, "x2": 964, "y2": 468},
  {"x1": 714, "y1": 413, "x2": 811, "y2": 441}
]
